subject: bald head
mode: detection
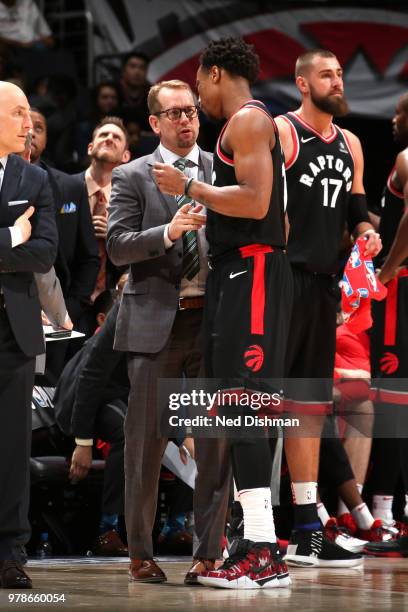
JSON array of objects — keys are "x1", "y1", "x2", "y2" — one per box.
[
  {"x1": 0, "y1": 80, "x2": 26, "y2": 98},
  {"x1": 0, "y1": 80, "x2": 32, "y2": 157}
]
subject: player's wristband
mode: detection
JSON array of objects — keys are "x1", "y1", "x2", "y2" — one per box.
[
  {"x1": 184, "y1": 177, "x2": 194, "y2": 196},
  {"x1": 348, "y1": 193, "x2": 370, "y2": 233}
]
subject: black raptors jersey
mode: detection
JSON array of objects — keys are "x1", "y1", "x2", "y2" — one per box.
[
  {"x1": 376, "y1": 166, "x2": 406, "y2": 266},
  {"x1": 281, "y1": 112, "x2": 355, "y2": 274},
  {"x1": 206, "y1": 100, "x2": 286, "y2": 257}
]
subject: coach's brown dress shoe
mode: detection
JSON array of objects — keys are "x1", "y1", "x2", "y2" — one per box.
[
  {"x1": 184, "y1": 558, "x2": 215, "y2": 585},
  {"x1": 93, "y1": 530, "x2": 129, "y2": 557},
  {"x1": 129, "y1": 558, "x2": 167, "y2": 583},
  {"x1": 0, "y1": 560, "x2": 32, "y2": 588}
]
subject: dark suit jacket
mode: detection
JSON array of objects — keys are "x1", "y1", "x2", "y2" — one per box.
[
  {"x1": 73, "y1": 169, "x2": 127, "y2": 292},
  {"x1": 41, "y1": 163, "x2": 99, "y2": 309},
  {"x1": 0, "y1": 154, "x2": 58, "y2": 356},
  {"x1": 54, "y1": 302, "x2": 129, "y2": 438},
  {"x1": 106, "y1": 146, "x2": 212, "y2": 353}
]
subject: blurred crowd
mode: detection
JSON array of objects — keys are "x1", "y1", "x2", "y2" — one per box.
[{"x1": 0, "y1": 2, "x2": 157, "y2": 171}]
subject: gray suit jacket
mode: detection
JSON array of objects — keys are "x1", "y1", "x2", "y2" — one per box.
[
  {"x1": 35, "y1": 266, "x2": 68, "y2": 328},
  {"x1": 34, "y1": 266, "x2": 69, "y2": 373},
  {"x1": 107, "y1": 146, "x2": 212, "y2": 353}
]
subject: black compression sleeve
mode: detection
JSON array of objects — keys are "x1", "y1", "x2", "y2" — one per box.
[{"x1": 347, "y1": 193, "x2": 370, "y2": 234}]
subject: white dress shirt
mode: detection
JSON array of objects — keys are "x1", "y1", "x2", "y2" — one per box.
[{"x1": 159, "y1": 143, "x2": 208, "y2": 297}]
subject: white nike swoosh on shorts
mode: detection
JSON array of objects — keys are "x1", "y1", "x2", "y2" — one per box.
[{"x1": 229, "y1": 270, "x2": 247, "y2": 279}]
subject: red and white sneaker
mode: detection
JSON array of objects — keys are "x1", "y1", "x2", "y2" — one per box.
[
  {"x1": 324, "y1": 517, "x2": 368, "y2": 553},
  {"x1": 393, "y1": 520, "x2": 408, "y2": 538},
  {"x1": 273, "y1": 544, "x2": 291, "y2": 588},
  {"x1": 337, "y1": 513, "x2": 358, "y2": 536},
  {"x1": 356, "y1": 519, "x2": 393, "y2": 542},
  {"x1": 365, "y1": 535, "x2": 408, "y2": 557},
  {"x1": 197, "y1": 539, "x2": 291, "y2": 590},
  {"x1": 364, "y1": 520, "x2": 408, "y2": 557}
]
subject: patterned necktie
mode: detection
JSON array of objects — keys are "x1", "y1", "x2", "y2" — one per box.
[
  {"x1": 92, "y1": 189, "x2": 108, "y2": 301},
  {"x1": 174, "y1": 157, "x2": 200, "y2": 280}
]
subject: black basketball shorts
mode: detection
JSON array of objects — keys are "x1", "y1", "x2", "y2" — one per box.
[
  {"x1": 371, "y1": 268, "x2": 408, "y2": 404},
  {"x1": 284, "y1": 266, "x2": 340, "y2": 414},
  {"x1": 204, "y1": 244, "x2": 293, "y2": 413}
]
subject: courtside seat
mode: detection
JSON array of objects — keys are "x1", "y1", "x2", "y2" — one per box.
[
  {"x1": 29, "y1": 457, "x2": 106, "y2": 555},
  {"x1": 30, "y1": 456, "x2": 105, "y2": 484}
]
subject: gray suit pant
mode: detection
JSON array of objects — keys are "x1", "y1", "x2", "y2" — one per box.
[
  {"x1": 125, "y1": 309, "x2": 203, "y2": 559},
  {"x1": 193, "y1": 438, "x2": 232, "y2": 559}
]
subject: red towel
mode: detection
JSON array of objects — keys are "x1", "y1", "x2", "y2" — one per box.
[{"x1": 340, "y1": 236, "x2": 387, "y2": 333}]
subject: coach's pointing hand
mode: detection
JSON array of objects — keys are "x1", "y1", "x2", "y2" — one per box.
[{"x1": 168, "y1": 204, "x2": 206, "y2": 241}]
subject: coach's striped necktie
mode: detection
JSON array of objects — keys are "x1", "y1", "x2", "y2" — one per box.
[{"x1": 174, "y1": 157, "x2": 200, "y2": 280}]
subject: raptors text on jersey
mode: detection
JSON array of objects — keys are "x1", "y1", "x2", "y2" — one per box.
[{"x1": 280, "y1": 111, "x2": 355, "y2": 274}]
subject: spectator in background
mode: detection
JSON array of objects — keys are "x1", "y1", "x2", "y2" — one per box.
[
  {"x1": 29, "y1": 75, "x2": 79, "y2": 171},
  {"x1": 91, "y1": 81, "x2": 122, "y2": 124},
  {"x1": 77, "y1": 81, "x2": 123, "y2": 165},
  {"x1": 118, "y1": 52, "x2": 151, "y2": 131},
  {"x1": 0, "y1": 45, "x2": 20, "y2": 81},
  {"x1": 0, "y1": 0, "x2": 54, "y2": 48},
  {"x1": 28, "y1": 76, "x2": 55, "y2": 117},
  {"x1": 123, "y1": 116, "x2": 142, "y2": 160},
  {"x1": 74, "y1": 116, "x2": 130, "y2": 301}
]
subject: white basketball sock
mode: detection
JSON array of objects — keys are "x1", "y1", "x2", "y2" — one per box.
[
  {"x1": 291, "y1": 482, "x2": 317, "y2": 505},
  {"x1": 352, "y1": 502, "x2": 375, "y2": 529},
  {"x1": 238, "y1": 487, "x2": 276, "y2": 543},
  {"x1": 372, "y1": 495, "x2": 394, "y2": 523},
  {"x1": 338, "y1": 484, "x2": 363, "y2": 518}
]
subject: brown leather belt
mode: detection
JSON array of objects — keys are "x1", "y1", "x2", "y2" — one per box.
[{"x1": 178, "y1": 296, "x2": 204, "y2": 310}]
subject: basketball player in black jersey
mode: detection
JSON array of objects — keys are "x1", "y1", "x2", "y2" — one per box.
[
  {"x1": 377, "y1": 92, "x2": 408, "y2": 284},
  {"x1": 154, "y1": 37, "x2": 293, "y2": 589},
  {"x1": 365, "y1": 92, "x2": 408, "y2": 557},
  {"x1": 275, "y1": 49, "x2": 382, "y2": 567}
]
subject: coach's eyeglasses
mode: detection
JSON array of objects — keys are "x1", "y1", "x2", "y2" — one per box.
[{"x1": 156, "y1": 105, "x2": 199, "y2": 122}]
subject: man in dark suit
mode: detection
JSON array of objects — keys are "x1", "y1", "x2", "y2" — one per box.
[
  {"x1": 73, "y1": 117, "x2": 130, "y2": 303},
  {"x1": 107, "y1": 80, "x2": 214, "y2": 583},
  {"x1": 0, "y1": 81, "x2": 58, "y2": 588},
  {"x1": 54, "y1": 298, "x2": 129, "y2": 556},
  {"x1": 29, "y1": 109, "x2": 99, "y2": 332}
]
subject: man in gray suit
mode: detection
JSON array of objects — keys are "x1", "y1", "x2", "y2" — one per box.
[{"x1": 107, "y1": 80, "x2": 215, "y2": 583}]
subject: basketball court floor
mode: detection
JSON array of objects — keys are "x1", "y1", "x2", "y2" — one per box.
[{"x1": 1, "y1": 556, "x2": 406, "y2": 611}]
